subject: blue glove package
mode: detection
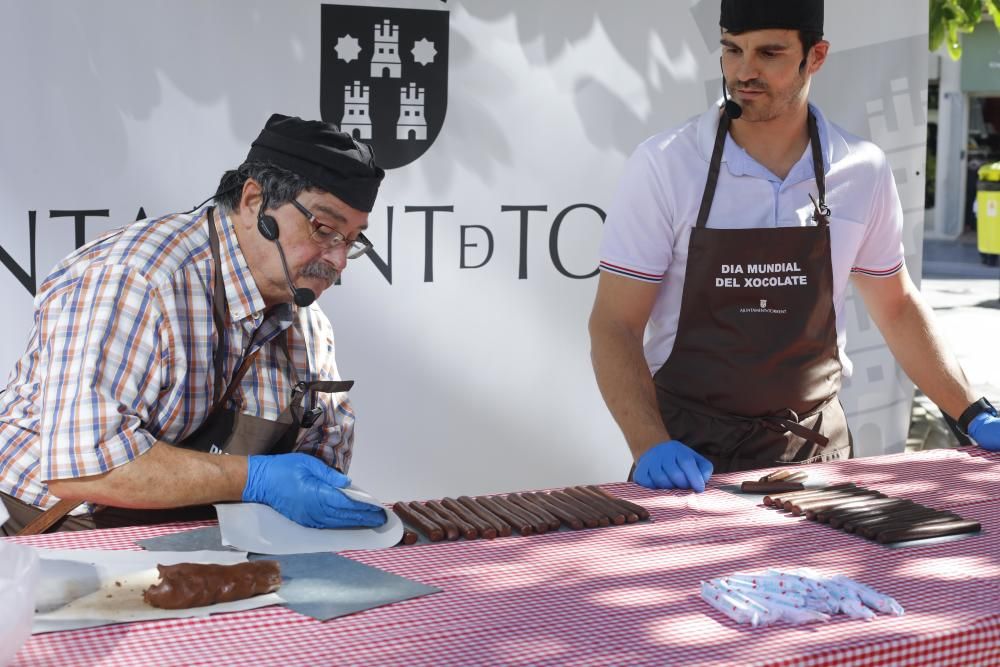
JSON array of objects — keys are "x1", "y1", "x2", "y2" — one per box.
[
  {"x1": 243, "y1": 453, "x2": 387, "y2": 529},
  {"x1": 634, "y1": 440, "x2": 714, "y2": 492},
  {"x1": 968, "y1": 411, "x2": 1000, "y2": 451}
]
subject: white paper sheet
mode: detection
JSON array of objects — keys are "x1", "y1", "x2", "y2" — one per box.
[
  {"x1": 214, "y1": 486, "x2": 403, "y2": 555},
  {"x1": 32, "y1": 548, "x2": 284, "y2": 634}
]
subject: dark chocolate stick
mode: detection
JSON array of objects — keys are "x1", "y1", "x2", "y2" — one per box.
[
  {"x1": 400, "y1": 530, "x2": 418, "y2": 545},
  {"x1": 781, "y1": 486, "x2": 869, "y2": 512},
  {"x1": 844, "y1": 506, "x2": 956, "y2": 534},
  {"x1": 875, "y1": 519, "x2": 982, "y2": 544},
  {"x1": 740, "y1": 480, "x2": 806, "y2": 494},
  {"x1": 509, "y1": 494, "x2": 561, "y2": 531},
  {"x1": 410, "y1": 502, "x2": 460, "y2": 541},
  {"x1": 494, "y1": 495, "x2": 548, "y2": 534},
  {"x1": 859, "y1": 510, "x2": 962, "y2": 539},
  {"x1": 565, "y1": 487, "x2": 626, "y2": 525},
  {"x1": 763, "y1": 483, "x2": 856, "y2": 507},
  {"x1": 586, "y1": 485, "x2": 651, "y2": 521},
  {"x1": 427, "y1": 499, "x2": 478, "y2": 540},
  {"x1": 392, "y1": 502, "x2": 443, "y2": 542},
  {"x1": 758, "y1": 469, "x2": 794, "y2": 482},
  {"x1": 458, "y1": 495, "x2": 512, "y2": 538},
  {"x1": 819, "y1": 498, "x2": 914, "y2": 524},
  {"x1": 551, "y1": 490, "x2": 610, "y2": 527},
  {"x1": 442, "y1": 497, "x2": 497, "y2": 539},
  {"x1": 576, "y1": 486, "x2": 639, "y2": 523},
  {"x1": 477, "y1": 496, "x2": 532, "y2": 536},
  {"x1": 791, "y1": 490, "x2": 884, "y2": 516},
  {"x1": 525, "y1": 492, "x2": 585, "y2": 530},
  {"x1": 541, "y1": 492, "x2": 599, "y2": 528}
]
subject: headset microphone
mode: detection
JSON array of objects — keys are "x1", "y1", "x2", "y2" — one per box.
[
  {"x1": 720, "y1": 58, "x2": 743, "y2": 120},
  {"x1": 257, "y1": 203, "x2": 317, "y2": 308}
]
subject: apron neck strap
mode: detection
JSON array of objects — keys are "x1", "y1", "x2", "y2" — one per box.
[
  {"x1": 207, "y1": 208, "x2": 227, "y2": 406},
  {"x1": 695, "y1": 108, "x2": 829, "y2": 230}
]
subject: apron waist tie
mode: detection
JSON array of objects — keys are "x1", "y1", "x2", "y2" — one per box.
[{"x1": 661, "y1": 392, "x2": 834, "y2": 453}]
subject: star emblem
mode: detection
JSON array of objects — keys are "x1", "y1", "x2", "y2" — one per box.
[
  {"x1": 335, "y1": 35, "x2": 361, "y2": 63},
  {"x1": 411, "y1": 38, "x2": 437, "y2": 66}
]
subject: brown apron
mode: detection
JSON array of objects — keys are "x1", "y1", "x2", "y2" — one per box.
[
  {"x1": 650, "y1": 111, "x2": 851, "y2": 475},
  {"x1": 2, "y1": 208, "x2": 351, "y2": 535}
]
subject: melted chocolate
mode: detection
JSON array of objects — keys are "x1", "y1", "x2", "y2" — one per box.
[{"x1": 143, "y1": 561, "x2": 281, "y2": 609}]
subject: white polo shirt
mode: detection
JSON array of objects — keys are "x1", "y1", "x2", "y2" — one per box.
[{"x1": 600, "y1": 103, "x2": 904, "y2": 378}]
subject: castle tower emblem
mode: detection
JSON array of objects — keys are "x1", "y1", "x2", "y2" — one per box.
[
  {"x1": 371, "y1": 19, "x2": 401, "y2": 78},
  {"x1": 397, "y1": 82, "x2": 427, "y2": 141},
  {"x1": 341, "y1": 81, "x2": 372, "y2": 140}
]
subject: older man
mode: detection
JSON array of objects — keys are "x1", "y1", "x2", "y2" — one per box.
[
  {"x1": 589, "y1": 0, "x2": 1000, "y2": 491},
  {"x1": 0, "y1": 114, "x2": 389, "y2": 534}
]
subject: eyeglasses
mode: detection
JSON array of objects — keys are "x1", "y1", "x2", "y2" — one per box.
[{"x1": 290, "y1": 200, "x2": 373, "y2": 259}]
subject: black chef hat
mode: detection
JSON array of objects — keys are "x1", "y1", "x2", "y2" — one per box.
[
  {"x1": 720, "y1": 0, "x2": 824, "y2": 34},
  {"x1": 246, "y1": 114, "x2": 385, "y2": 213}
]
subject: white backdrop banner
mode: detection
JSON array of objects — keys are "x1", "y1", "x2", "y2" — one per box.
[{"x1": 0, "y1": 1, "x2": 928, "y2": 502}]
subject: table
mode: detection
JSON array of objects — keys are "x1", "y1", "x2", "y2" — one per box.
[{"x1": 8, "y1": 447, "x2": 1000, "y2": 667}]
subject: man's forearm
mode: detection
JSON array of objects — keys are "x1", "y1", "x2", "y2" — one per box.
[
  {"x1": 590, "y1": 322, "x2": 671, "y2": 459},
  {"x1": 874, "y1": 293, "x2": 977, "y2": 420},
  {"x1": 46, "y1": 441, "x2": 248, "y2": 508}
]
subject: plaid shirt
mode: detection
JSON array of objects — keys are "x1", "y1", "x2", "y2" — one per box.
[{"x1": 0, "y1": 207, "x2": 356, "y2": 509}]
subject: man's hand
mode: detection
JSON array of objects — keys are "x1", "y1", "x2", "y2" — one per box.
[
  {"x1": 634, "y1": 440, "x2": 713, "y2": 492},
  {"x1": 242, "y1": 453, "x2": 387, "y2": 529},
  {"x1": 969, "y1": 412, "x2": 1000, "y2": 451}
]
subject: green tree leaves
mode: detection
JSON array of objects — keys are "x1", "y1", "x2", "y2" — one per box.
[{"x1": 930, "y1": 0, "x2": 1000, "y2": 58}]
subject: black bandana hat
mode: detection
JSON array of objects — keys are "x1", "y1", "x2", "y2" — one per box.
[
  {"x1": 246, "y1": 114, "x2": 385, "y2": 213},
  {"x1": 720, "y1": 0, "x2": 824, "y2": 34}
]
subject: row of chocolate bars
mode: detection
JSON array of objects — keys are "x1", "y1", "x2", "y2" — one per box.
[
  {"x1": 757, "y1": 483, "x2": 982, "y2": 544},
  {"x1": 392, "y1": 486, "x2": 651, "y2": 544}
]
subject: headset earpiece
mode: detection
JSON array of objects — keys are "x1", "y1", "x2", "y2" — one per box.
[{"x1": 257, "y1": 211, "x2": 279, "y2": 241}]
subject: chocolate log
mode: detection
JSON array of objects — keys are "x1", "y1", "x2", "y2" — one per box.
[
  {"x1": 426, "y1": 499, "x2": 478, "y2": 540},
  {"x1": 414, "y1": 501, "x2": 462, "y2": 541},
  {"x1": 779, "y1": 485, "x2": 865, "y2": 511},
  {"x1": 875, "y1": 518, "x2": 982, "y2": 544},
  {"x1": 400, "y1": 530, "x2": 419, "y2": 545},
  {"x1": 740, "y1": 480, "x2": 806, "y2": 494},
  {"x1": 392, "y1": 502, "x2": 444, "y2": 542},
  {"x1": 476, "y1": 496, "x2": 532, "y2": 536},
  {"x1": 524, "y1": 492, "x2": 585, "y2": 530},
  {"x1": 493, "y1": 495, "x2": 548, "y2": 534},
  {"x1": 442, "y1": 497, "x2": 498, "y2": 540},
  {"x1": 508, "y1": 494, "x2": 561, "y2": 531},
  {"x1": 826, "y1": 500, "x2": 917, "y2": 528},
  {"x1": 458, "y1": 495, "x2": 512, "y2": 538},
  {"x1": 790, "y1": 489, "x2": 884, "y2": 516},
  {"x1": 815, "y1": 497, "x2": 913, "y2": 523},
  {"x1": 576, "y1": 486, "x2": 639, "y2": 523},
  {"x1": 564, "y1": 487, "x2": 626, "y2": 525},
  {"x1": 542, "y1": 492, "x2": 599, "y2": 528},
  {"x1": 843, "y1": 506, "x2": 955, "y2": 534},
  {"x1": 550, "y1": 490, "x2": 610, "y2": 527},
  {"x1": 143, "y1": 561, "x2": 281, "y2": 610},
  {"x1": 762, "y1": 483, "x2": 855, "y2": 507},
  {"x1": 585, "y1": 485, "x2": 651, "y2": 521},
  {"x1": 857, "y1": 509, "x2": 962, "y2": 539}
]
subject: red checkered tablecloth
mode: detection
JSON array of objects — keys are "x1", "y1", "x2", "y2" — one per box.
[{"x1": 7, "y1": 448, "x2": 1000, "y2": 667}]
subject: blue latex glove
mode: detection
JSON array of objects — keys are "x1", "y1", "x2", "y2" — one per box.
[
  {"x1": 968, "y1": 411, "x2": 1000, "y2": 451},
  {"x1": 242, "y1": 453, "x2": 387, "y2": 529},
  {"x1": 634, "y1": 440, "x2": 714, "y2": 492}
]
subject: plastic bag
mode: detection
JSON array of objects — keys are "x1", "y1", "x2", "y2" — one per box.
[{"x1": 0, "y1": 503, "x2": 40, "y2": 666}]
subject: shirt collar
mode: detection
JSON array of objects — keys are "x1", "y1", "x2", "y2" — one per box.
[
  {"x1": 213, "y1": 207, "x2": 267, "y2": 323},
  {"x1": 696, "y1": 102, "x2": 847, "y2": 181}
]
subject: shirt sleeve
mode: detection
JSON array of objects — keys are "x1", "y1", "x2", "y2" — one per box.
[
  {"x1": 599, "y1": 142, "x2": 675, "y2": 283},
  {"x1": 292, "y1": 317, "x2": 356, "y2": 473},
  {"x1": 851, "y1": 151, "x2": 905, "y2": 277},
  {"x1": 39, "y1": 264, "x2": 164, "y2": 481}
]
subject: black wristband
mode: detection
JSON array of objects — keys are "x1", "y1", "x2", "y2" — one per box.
[{"x1": 957, "y1": 397, "x2": 996, "y2": 435}]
